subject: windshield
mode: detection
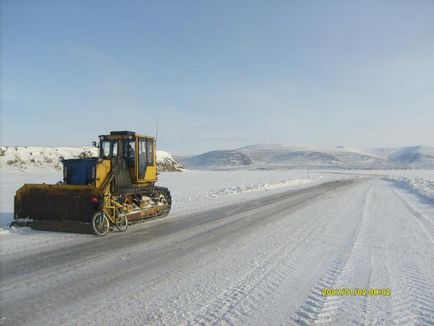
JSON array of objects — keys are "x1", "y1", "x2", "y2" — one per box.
[{"x1": 99, "y1": 140, "x2": 119, "y2": 159}]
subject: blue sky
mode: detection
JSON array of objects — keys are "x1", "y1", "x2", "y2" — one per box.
[{"x1": 1, "y1": 0, "x2": 434, "y2": 154}]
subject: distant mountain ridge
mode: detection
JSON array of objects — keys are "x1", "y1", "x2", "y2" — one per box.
[
  {"x1": 179, "y1": 144, "x2": 434, "y2": 170},
  {"x1": 388, "y1": 146, "x2": 434, "y2": 168},
  {"x1": 0, "y1": 146, "x2": 183, "y2": 172},
  {"x1": 181, "y1": 150, "x2": 252, "y2": 169}
]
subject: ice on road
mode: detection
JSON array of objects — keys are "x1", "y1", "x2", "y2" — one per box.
[{"x1": 1, "y1": 178, "x2": 434, "y2": 325}]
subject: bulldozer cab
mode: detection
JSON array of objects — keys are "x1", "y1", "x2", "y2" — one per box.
[{"x1": 99, "y1": 131, "x2": 157, "y2": 184}]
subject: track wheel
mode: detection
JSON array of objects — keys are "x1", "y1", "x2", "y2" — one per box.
[
  {"x1": 116, "y1": 210, "x2": 128, "y2": 232},
  {"x1": 92, "y1": 211, "x2": 110, "y2": 236},
  {"x1": 159, "y1": 194, "x2": 167, "y2": 205}
]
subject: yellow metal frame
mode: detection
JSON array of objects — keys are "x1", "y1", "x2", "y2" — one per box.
[
  {"x1": 102, "y1": 194, "x2": 129, "y2": 224},
  {"x1": 95, "y1": 160, "x2": 111, "y2": 189}
]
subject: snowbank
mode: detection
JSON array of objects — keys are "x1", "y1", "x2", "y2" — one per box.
[
  {"x1": 0, "y1": 146, "x2": 96, "y2": 171},
  {"x1": 386, "y1": 176, "x2": 434, "y2": 203},
  {"x1": 199, "y1": 178, "x2": 313, "y2": 198}
]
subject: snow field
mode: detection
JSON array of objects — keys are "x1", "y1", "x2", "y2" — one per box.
[
  {"x1": 158, "y1": 169, "x2": 334, "y2": 216},
  {"x1": 1, "y1": 169, "x2": 433, "y2": 325},
  {"x1": 2, "y1": 178, "x2": 432, "y2": 325}
]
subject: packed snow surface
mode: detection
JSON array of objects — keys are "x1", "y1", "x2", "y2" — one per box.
[{"x1": 1, "y1": 169, "x2": 434, "y2": 325}]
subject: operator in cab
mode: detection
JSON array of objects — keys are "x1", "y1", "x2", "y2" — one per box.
[{"x1": 125, "y1": 141, "x2": 136, "y2": 168}]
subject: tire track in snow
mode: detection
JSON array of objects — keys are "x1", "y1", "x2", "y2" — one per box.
[
  {"x1": 388, "y1": 186, "x2": 434, "y2": 325},
  {"x1": 390, "y1": 263, "x2": 434, "y2": 325},
  {"x1": 186, "y1": 203, "x2": 334, "y2": 326},
  {"x1": 288, "y1": 186, "x2": 373, "y2": 325},
  {"x1": 360, "y1": 255, "x2": 376, "y2": 326},
  {"x1": 69, "y1": 182, "x2": 355, "y2": 326},
  {"x1": 2, "y1": 180, "x2": 360, "y2": 326},
  {"x1": 393, "y1": 189, "x2": 434, "y2": 244}
]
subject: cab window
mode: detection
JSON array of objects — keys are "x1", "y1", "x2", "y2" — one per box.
[
  {"x1": 123, "y1": 140, "x2": 136, "y2": 167},
  {"x1": 146, "y1": 139, "x2": 154, "y2": 165},
  {"x1": 100, "y1": 141, "x2": 111, "y2": 159},
  {"x1": 138, "y1": 139, "x2": 147, "y2": 178},
  {"x1": 112, "y1": 142, "x2": 118, "y2": 156},
  {"x1": 100, "y1": 140, "x2": 119, "y2": 159}
]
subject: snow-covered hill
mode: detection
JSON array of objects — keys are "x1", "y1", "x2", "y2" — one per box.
[
  {"x1": 181, "y1": 150, "x2": 252, "y2": 170},
  {"x1": 0, "y1": 146, "x2": 183, "y2": 172},
  {"x1": 178, "y1": 144, "x2": 434, "y2": 170},
  {"x1": 240, "y1": 144, "x2": 396, "y2": 169},
  {"x1": 156, "y1": 150, "x2": 184, "y2": 172},
  {"x1": 3, "y1": 144, "x2": 433, "y2": 172},
  {"x1": 388, "y1": 146, "x2": 434, "y2": 169}
]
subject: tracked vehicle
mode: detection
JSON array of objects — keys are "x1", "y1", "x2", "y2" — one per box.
[{"x1": 12, "y1": 131, "x2": 171, "y2": 236}]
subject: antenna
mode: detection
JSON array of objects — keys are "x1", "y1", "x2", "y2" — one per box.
[{"x1": 155, "y1": 115, "x2": 159, "y2": 141}]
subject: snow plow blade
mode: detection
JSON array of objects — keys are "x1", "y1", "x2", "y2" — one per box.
[{"x1": 13, "y1": 184, "x2": 101, "y2": 232}]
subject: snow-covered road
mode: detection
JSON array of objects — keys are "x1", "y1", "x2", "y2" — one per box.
[{"x1": 1, "y1": 178, "x2": 434, "y2": 325}]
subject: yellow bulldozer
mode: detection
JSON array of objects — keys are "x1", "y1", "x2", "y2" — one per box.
[{"x1": 12, "y1": 131, "x2": 171, "y2": 236}]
